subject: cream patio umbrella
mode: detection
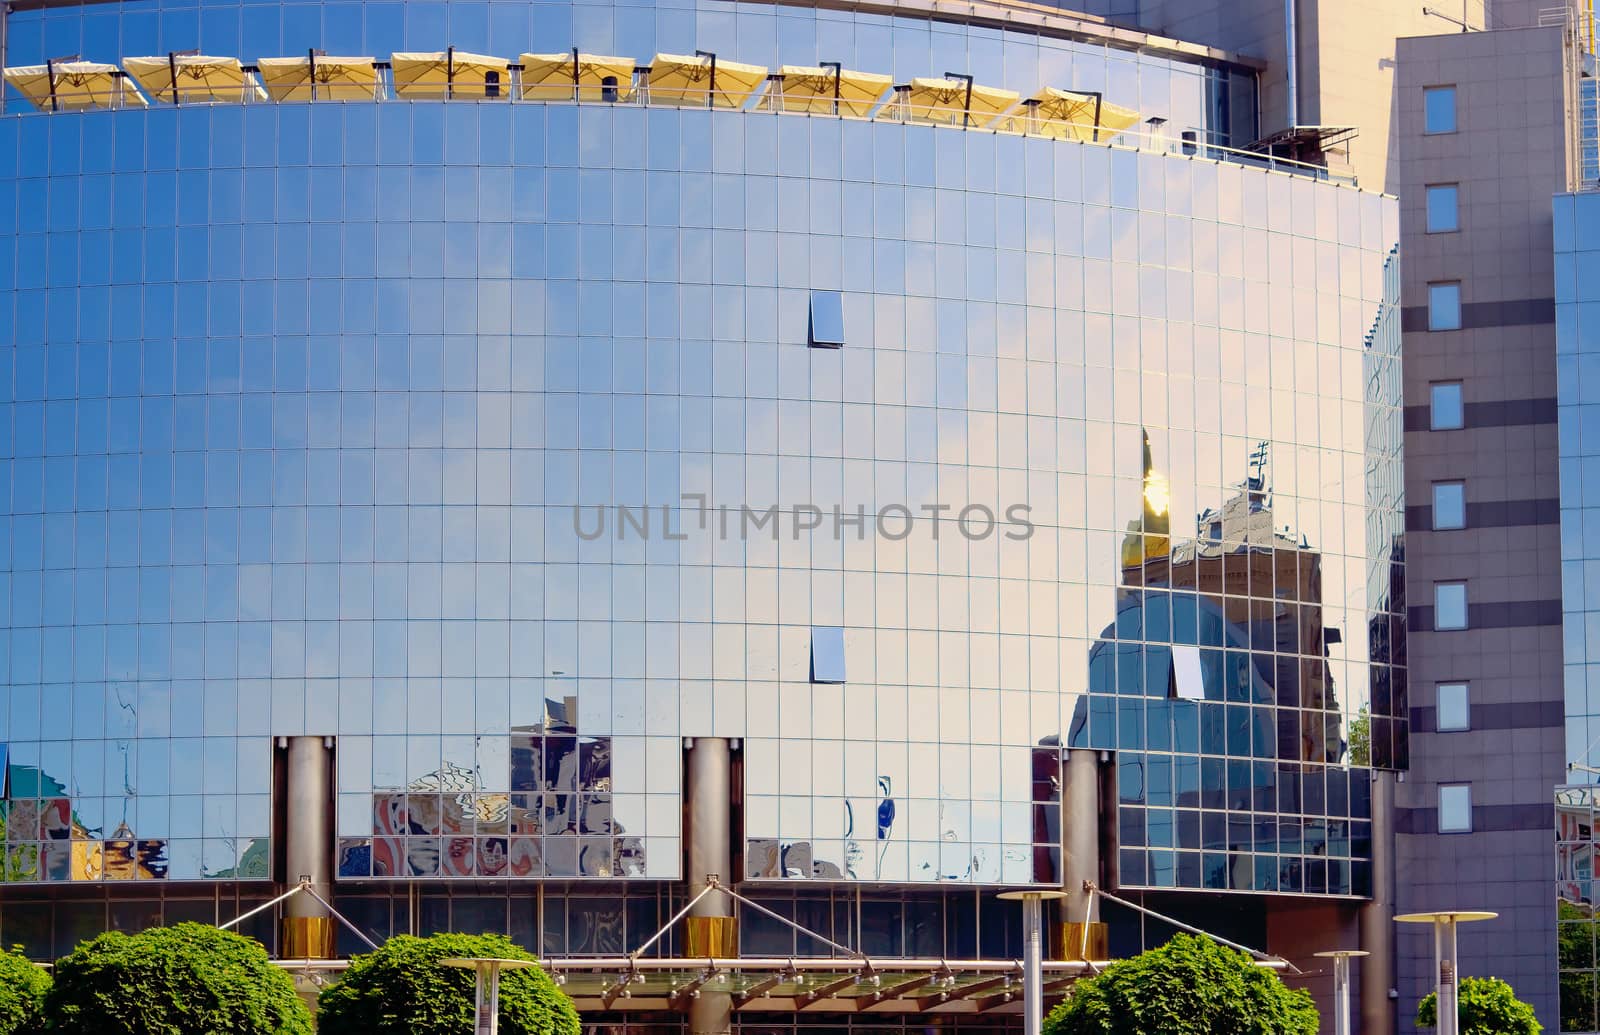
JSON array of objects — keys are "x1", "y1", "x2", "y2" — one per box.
[
  {"x1": 773, "y1": 64, "x2": 892, "y2": 117},
  {"x1": 4, "y1": 60, "x2": 145, "y2": 111},
  {"x1": 518, "y1": 50, "x2": 636, "y2": 101},
  {"x1": 391, "y1": 49, "x2": 510, "y2": 100},
  {"x1": 886, "y1": 75, "x2": 1018, "y2": 127},
  {"x1": 647, "y1": 52, "x2": 767, "y2": 109},
  {"x1": 255, "y1": 53, "x2": 379, "y2": 102},
  {"x1": 123, "y1": 53, "x2": 265, "y2": 104},
  {"x1": 1004, "y1": 86, "x2": 1140, "y2": 142}
]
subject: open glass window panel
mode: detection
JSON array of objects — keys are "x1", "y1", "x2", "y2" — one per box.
[
  {"x1": 809, "y1": 290, "x2": 845, "y2": 348},
  {"x1": 811, "y1": 627, "x2": 845, "y2": 683}
]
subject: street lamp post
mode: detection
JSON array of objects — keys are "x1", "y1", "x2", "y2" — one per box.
[
  {"x1": 1312, "y1": 950, "x2": 1369, "y2": 1035},
  {"x1": 997, "y1": 889, "x2": 1071, "y2": 1034},
  {"x1": 440, "y1": 957, "x2": 537, "y2": 1035},
  {"x1": 1394, "y1": 911, "x2": 1497, "y2": 1035}
]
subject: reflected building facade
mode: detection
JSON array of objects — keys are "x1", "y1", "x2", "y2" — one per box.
[{"x1": 0, "y1": 0, "x2": 1403, "y2": 1027}]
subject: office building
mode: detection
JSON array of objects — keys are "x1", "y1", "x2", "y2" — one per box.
[{"x1": 0, "y1": 0, "x2": 1406, "y2": 1030}]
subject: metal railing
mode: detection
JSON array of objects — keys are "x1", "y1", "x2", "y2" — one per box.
[{"x1": 2, "y1": 65, "x2": 1353, "y2": 184}]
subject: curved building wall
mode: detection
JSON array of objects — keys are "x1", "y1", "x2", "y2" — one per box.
[{"x1": 0, "y1": 0, "x2": 1401, "y2": 905}]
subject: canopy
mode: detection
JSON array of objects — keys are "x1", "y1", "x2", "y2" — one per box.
[
  {"x1": 773, "y1": 65, "x2": 892, "y2": 117},
  {"x1": 123, "y1": 54, "x2": 265, "y2": 104},
  {"x1": 1004, "y1": 86, "x2": 1140, "y2": 142},
  {"x1": 647, "y1": 53, "x2": 767, "y2": 109},
  {"x1": 3, "y1": 61, "x2": 145, "y2": 111},
  {"x1": 391, "y1": 50, "x2": 510, "y2": 100},
  {"x1": 887, "y1": 76, "x2": 1018, "y2": 126},
  {"x1": 255, "y1": 54, "x2": 379, "y2": 101},
  {"x1": 519, "y1": 52, "x2": 636, "y2": 101}
]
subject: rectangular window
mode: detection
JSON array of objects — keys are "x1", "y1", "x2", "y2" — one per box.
[
  {"x1": 1426, "y1": 184, "x2": 1459, "y2": 233},
  {"x1": 1434, "y1": 582, "x2": 1468, "y2": 630},
  {"x1": 1428, "y1": 282, "x2": 1462, "y2": 330},
  {"x1": 1437, "y1": 682, "x2": 1470, "y2": 731},
  {"x1": 1424, "y1": 86, "x2": 1457, "y2": 134},
  {"x1": 1438, "y1": 783, "x2": 1472, "y2": 832},
  {"x1": 1432, "y1": 481, "x2": 1466, "y2": 530},
  {"x1": 1430, "y1": 382, "x2": 1464, "y2": 430},
  {"x1": 1171, "y1": 644, "x2": 1205, "y2": 701},
  {"x1": 811, "y1": 626, "x2": 845, "y2": 683},
  {"x1": 809, "y1": 290, "x2": 845, "y2": 348}
]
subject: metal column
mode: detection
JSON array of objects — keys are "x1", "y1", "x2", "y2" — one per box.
[
  {"x1": 1359, "y1": 770, "x2": 1396, "y2": 1035},
  {"x1": 997, "y1": 889, "x2": 1069, "y2": 1034},
  {"x1": 1060, "y1": 749, "x2": 1106, "y2": 959},
  {"x1": 1313, "y1": 950, "x2": 1368, "y2": 1035},
  {"x1": 1394, "y1": 911, "x2": 1498, "y2": 1035},
  {"x1": 685, "y1": 738, "x2": 734, "y2": 1035},
  {"x1": 283, "y1": 736, "x2": 334, "y2": 958}
]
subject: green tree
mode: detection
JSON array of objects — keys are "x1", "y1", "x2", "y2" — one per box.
[
  {"x1": 1348, "y1": 704, "x2": 1371, "y2": 767},
  {"x1": 1418, "y1": 976, "x2": 1541, "y2": 1035},
  {"x1": 42, "y1": 922, "x2": 310, "y2": 1035},
  {"x1": 1043, "y1": 932, "x2": 1319, "y2": 1035},
  {"x1": 317, "y1": 933, "x2": 579, "y2": 1035},
  {"x1": 0, "y1": 945, "x2": 50, "y2": 1035}
]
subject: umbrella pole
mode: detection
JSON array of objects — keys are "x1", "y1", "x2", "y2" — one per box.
[
  {"x1": 308, "y1": 49, "x2": 318, "y2": 102},
  {"x1": 822, "y1": 60, "x2": 841, "y2": 116},
  {"x1": 696, "y1": 49, "x2": 717, "y2": 108},
  {"x1": 169, "y1": 51, "x2": 180, "y2": 105},
  {"x1": 572, "y1": 46, "x2": 580, "y2": 103},
  {"x1": 945, "y1": 71, "x2": 974, "y2": 128},
  {"x1": 1090, "y1": 90, "x2": 1103, "y2": 142},
  {"x1": 447, "y1": 45, "x2": 454, "y2": 100},
  {"x1": 46, "y1": 58, "x2": 58, "y2": 113}
]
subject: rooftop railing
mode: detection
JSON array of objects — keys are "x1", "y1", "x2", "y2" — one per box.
[{"x1": 2, "y1": 50, "x2": 1354, "y2": 186}]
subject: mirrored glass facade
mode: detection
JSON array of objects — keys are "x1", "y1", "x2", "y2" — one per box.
[
  {"x1": 1557, "y1": 190, "x2": 1600, "y2": 1032},
  {"x1": 0, "y1": 0, "x2": 1401, "y2": 900}
]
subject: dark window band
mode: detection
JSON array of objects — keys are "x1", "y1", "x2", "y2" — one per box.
[
  {"x1": 1401, "y1": 296, "x2": 1555, "y2": 332},
  {"x1": 1403, "y1": 397, "x2": 1556, "y2": 432},
  {"x1": 1396, "y1": 802, "x2": 1554, "y2": 835},
  {"x1": 1410, "y1": 699, "x2": 1564, "y2": 733},
  {"x1": 1405, "y1": 498, "x2": 1560, "y2": 531},
  {"x1": 1408, "y1": 599, "x2": 1562, "y2": 632}
]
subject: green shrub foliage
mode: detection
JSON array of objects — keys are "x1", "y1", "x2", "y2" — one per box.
[
  {"x1": 317, "y1": 932, "x2": 579, "y2": 1035},
  {"x1": 1042, "y1": 933, "x2": 1320, "y2": 1035},
  {"x1": 43, "y1": 922, "x2": 311, "y2": 1035},
  {"x1": 1417, "y1": 976, "x2": 1541, "y2": 1035},
  {"x1": 0, "y1": 946, "x2": 49, "y2": 1035}
]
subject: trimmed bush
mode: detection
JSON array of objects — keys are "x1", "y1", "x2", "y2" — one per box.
[
  {"x1": 316, "y1": 932, "x2": 579, "y2": 1035},
  {"x1": 0, "y1": 946, "x2": 49, "y2": 1035},
  {"x1": 1043, "y1": 932, "x2": 1319, "y2": 1035},
  {"x1": 1418, "y1": 976, "x2": 1540, "y2": 1035},
  {"x1": 43, "y1": 922, "x2": 311, "y2": 1035}
]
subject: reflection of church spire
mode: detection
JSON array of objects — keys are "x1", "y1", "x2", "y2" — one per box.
[{"x1": 1121, "y1": 430, "x2": 1170, "y2": 569}]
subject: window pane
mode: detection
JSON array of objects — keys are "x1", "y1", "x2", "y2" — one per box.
[
  {"x1": 1172, "y1": 644, "x2": 1204, "y2": 700},
  {"x1": 1432, "y1": 482, "x2": 1465, "y2": 530},
  {"x1": 1426, "y1": 184, "x2": 1458, "y2": 232},
  {"x1": 811, "y1": 626, "x2": 846, "y2": 683},
  {"x1": 1437, "y1": 683, "x2": 1470, "y2": 732},
  {"x1": 1431, "y1": 383, "x2": 1464, "y2": 430},
  {"x1": 1438, "y1": 784, "x2": 1472, "y2": 832},
  {"x1": 1424, "y1": 86, "x2": 1457, "y2": 133},
  {"x1": 1434, "y1": 583, "x2": 1468, "y2": 630},
  {"x1": 1428, "y1": 282, "x2": 1461, "y2": 330},
  {"x1": 809, "y1": 290, "x2": 845, "y2": 348}
]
